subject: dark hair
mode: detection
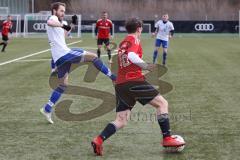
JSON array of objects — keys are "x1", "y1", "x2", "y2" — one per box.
[
  {"x1": 51, "y1": 2, "x2": 66, "y2": 15},
  {"x1": 125, "y1": 18, "x2": 143, "y2": 34}
]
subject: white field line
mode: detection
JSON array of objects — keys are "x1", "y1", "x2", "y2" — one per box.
[
  {"x1": 16, "y1": 59, "x2": 51, "y2": 62},
  {"x1": 0, "y1": 40, "x2": 82, "y2": 66},
  {"x1": 16, "y1": 52, "x2": 118, "y2": 63}
]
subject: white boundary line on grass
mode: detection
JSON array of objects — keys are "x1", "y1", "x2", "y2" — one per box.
[
  {"x1": 16, "y1": 52, "x2": 118, "y2": 63},
  {"x1": 0, "y1": 40, "x2": 82, "y2": 66}
]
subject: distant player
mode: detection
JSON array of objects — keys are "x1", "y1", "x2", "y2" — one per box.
[
  {"x1": 152, "y1": 14, "x2": 174, "y2": 65},
  {"x1": 40, "y1": 2, "x2": 116, "y2": 124},
  {"x1": 95, "y1": 11, "x2": 113, "y2": 63},
  {"x1": 0, "y1": 15, "x2": 13, "y2": 52},
  {"x1": 91, "y1": 18, "x2": 185, "y2": 156}
]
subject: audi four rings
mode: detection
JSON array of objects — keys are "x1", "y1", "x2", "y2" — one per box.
[
  {"x1": 194, "y1": 23, "x2": 214, "y2": 31},
  {"x1": 33, "y1": 23, "x2": 48, "y2": 31}
]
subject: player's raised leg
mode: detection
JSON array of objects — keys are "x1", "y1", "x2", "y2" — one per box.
[
  {"x1": 83, "y1": 51, "x2": 116, "y2": 80},
  {"x1": 149, "y1": 95, "x2": 185, "y2": 147}
]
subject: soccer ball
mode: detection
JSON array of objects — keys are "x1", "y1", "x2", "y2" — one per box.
[
  {"x1": 165, "y1": 135, "x2": 186, "y2": 153},
  {"x1": 173, "y1": 135, "x2": 185, "y2": 152}
]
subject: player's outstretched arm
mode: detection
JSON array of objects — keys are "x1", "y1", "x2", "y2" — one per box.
[{"x1": 128, "y1": 52, "x2": 155, "y2": 71}]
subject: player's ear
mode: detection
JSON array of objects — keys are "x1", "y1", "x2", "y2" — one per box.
[{"x1": 137, "y1": 27, "x2": 142, "y2": 33}]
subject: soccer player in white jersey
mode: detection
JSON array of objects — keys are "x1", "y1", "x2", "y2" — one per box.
[
  {"x1": 152, "y1": 14, "x2": 174, "y2": 65},
  {"x1": 40, "y1": 2, "x2": 116, "y2": 124}
]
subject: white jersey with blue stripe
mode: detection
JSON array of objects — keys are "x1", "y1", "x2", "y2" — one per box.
[
  {"x1": 46, "y1": 15, "x2": 71, "y2": 63},
  {"x1": 155, "y1": 20, "x2": 174, "y2": 41}
]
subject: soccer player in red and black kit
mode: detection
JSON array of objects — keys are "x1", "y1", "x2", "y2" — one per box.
[
  {"x1": 0, "y1": 15, "x2": 13, "y2": 52},
  {"x1": 91, "y1": 18, "x2": 185, "y2": 156},
  {"x1": 95, "y1": 11, "x2": 113, "y2": 63}
]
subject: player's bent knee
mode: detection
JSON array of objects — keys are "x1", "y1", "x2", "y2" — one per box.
[
  {"x1": 59, "y1": 76, "x2": 69, "y2": 86},
  {"x1": 151, "y1": 95, "x2": 168, "y2": 108},
  {"x1": 84, "y1": 52, "x2": 97, "y2": 61},
  {"x1": 114, "y1": 119, "x2": 128, "y2": 129},
  {"x1": 159, "y1": 96, "x2": 168, "y2": 108},
  {"x1": 114, "y1": 112, "x2": 129, "y2": 128}
]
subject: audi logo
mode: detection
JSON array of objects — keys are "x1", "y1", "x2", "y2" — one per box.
[
  {"x1": 33, "y1": 23, "x2": 47, "y2": 31},
  {"x1": 195, "y1": 23, "x2": 214, "y2": 31}
]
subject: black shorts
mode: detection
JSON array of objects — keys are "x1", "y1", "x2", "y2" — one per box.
[
  {"x1": 2, "y1": 34, "x2": 8, "y2": 41},
  {"x1": 97, "y1": 38, "x2": 110, "y2": 46},
  {"x1": 115, "y1": 81, "x2": 159, "y2": 112}
]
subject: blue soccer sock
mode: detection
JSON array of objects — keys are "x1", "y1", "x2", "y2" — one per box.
[
  {"x1": 153, "y1": 50, "x2": 158, "y2": 64},
  {"x1": 44, "y1": 84, "x2": 66, "y2": 113},
  {"x1": 162, "y1": 51, "x2": 167, "y2": 65},
  {"x1": 51, "y1": 59, "x2": 56, "y2": 70},
  {"x1": 92, "y1": 58, "x2": 116, "y2": 81}
]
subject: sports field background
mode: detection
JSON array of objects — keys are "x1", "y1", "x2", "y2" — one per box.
[{"x1": 0, "y1": 33, "x2": 240, "y2": 160}]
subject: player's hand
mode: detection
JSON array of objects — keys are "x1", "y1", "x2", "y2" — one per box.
[
  {"x1": 151, "y1": 32, "x2": 156, "y2": 38},
  {"x1": 110, "y1": 35, "x2": 113, "y2": 39},
  {"x1": 95, "y1": 36, "x2": 98, "y2": 40},
  {"x1": 146, "y1": 63, "x2": 156, "y2": 72},
  {"x1": 169, "y1": 35, "x2": 173, "y2": 39}
]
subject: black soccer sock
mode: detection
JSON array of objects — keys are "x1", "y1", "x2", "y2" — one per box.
[
  {"x1": 1, "y1": 43, "x2": 7, "y2": 52},
  {"x1": 162, "y1": 52, "x2": 167, "y2": 65},
  {"x1": 97, "y1": 49, "x2": 101, "y2": 58},
  {"x1": 100, "y1": 123, "x2": 117, "y2": 141},
  {"x1": 107, "y1": 49, "x2": 111, "y2": 60},
  {"x1": 157, "y1": 113, "x2": 171, "y2": 138}
]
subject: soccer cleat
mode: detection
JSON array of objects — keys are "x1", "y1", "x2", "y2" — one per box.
[
  {"x1": 162, "y1": 135, "x2": 185, "y2": 147},
  {"x1": 91, "y1": 136, "x2": 103, "y2": 156},
  {"x1": 40, "y1": 107, "x2": 54, "y2": 124}
]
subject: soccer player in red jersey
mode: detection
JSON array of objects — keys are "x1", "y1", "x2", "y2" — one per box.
[
  {"x1": 95, "y1": 11, "x2": 113, "y2": 63},
  {"x1": 91, "y1": 18, "x2": 185, "y2": 156},
  {"x1": 0, "y1": 15, "x2": 13, "y2": 52}
]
